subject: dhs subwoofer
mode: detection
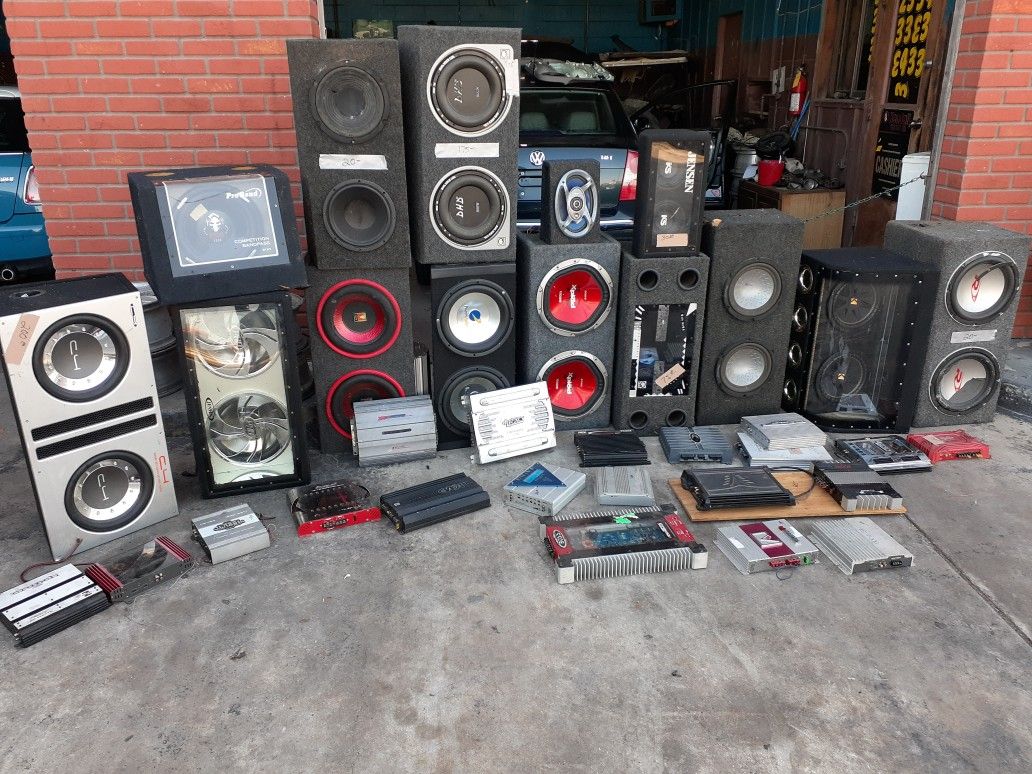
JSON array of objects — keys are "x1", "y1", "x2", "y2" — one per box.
[
  {"x1": 516, "y1": 232, "x2": 621, "y2": 429},
  {"x1": 0, "y1": 274, "x2": 177, "y2": 560},
  {"x1": 540, "y1": 160, "x2": 603, "y2": 245},
  {"x1": 308, "y1": 267, "x2": 415, "y2": 454},
  {"x1": 430, "y1": 263, "x2": 516, "y2": 448},
  {"x1": 398, "y1": 25, "x2": 519, "y2": 265},
  {"x1": 696, "y1": 210, "x2": 803, "y2": 425},
  {"x1": 885, "y1": 219, "x2": 1029, "y2": 426},
  {"x1": 287, "y1": 39, "x2": 412, "y2": 269},
  {"x1": 783, "y1": 248, "x2": 938, "y2": 431}
]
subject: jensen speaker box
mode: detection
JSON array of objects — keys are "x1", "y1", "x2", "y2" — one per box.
[
  {"x1": 696, "y1": 210, "x2": 804, "y2": 425},
  {"x1": 783, "y1": 248, "x2": 938, "y2": 432},
  {"x1": 430, "y1": 263, "x2": 517, "y2": 448},
  {"x1": 516, "y1": 232, "x2": 621, "y2": 429},
  {"x1": 539, "y1": 159, "x2": 604, "y2": 245},
  {"x1": 287, "y1": 39, "x2": 412, "y2": 269},
  {"x1": 308, "y1": 267, "x2": 415, "y2": 454},
  {"x1": 129, "y1": 164, "x2": 306, "y2": 305},
  {"x1": 885, "y1": 220, "x2": 1030, "y2": 426},
  {"x1": 398, "y1": 25, "x2": 520, "y2": 265},
  {"x1": 174, "y1": 292, "x2": 309, "y2": 498},
  {"x1": 612, "y1": 252, "x2": 710, "y2": 435},
  {"x1": 631, "y1": 129, "x2": 710, "y2": 259},
  {"x1": 0, "y1": 274, "x2": 178, "y2": 560}
]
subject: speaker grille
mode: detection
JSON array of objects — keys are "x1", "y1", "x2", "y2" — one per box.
[
  {"x1": 553, "y1": 168, "x2": 599, "y2": 239},
  {"x1": 931, "y1": 348, "x2": 1000, "y2": 413},
  {"x1": 436, "y1": 278, "x2": 513, "y2": 356},
  {"x1": 538, "y1": 352, "x2": 607, "y2": 418},
  {"x1": 537, "y1": 259, "x2": 613, "y2": 335},
  {"x1": 31, "y1": 397, "x2": 155, "y2": 442},
  {"x1": 36, "y1": 415, "x2": 158, "y2": 460},
  {"x1": 429, "y1": 46, "x2": 509, "y2": 134},
  {"x1": 323, "y1": 180, "x2": 396, "y2": 252},
  {"x1": 313, "y1": 64, "x2": 388, "y2": 143},
  {"x1": 717, "y1": 343, "x2": 772, "y2": 395},
  {"x1": 64, "y1": 451, "x2": 154, "y2": 532},
  {"x1": 32, "y1": 314, "x2": 130, "y2": 403},
  {"x1": 325, "y1": 369, "x2": 404, "y2": 440},
  {"x1": 946, "y1": 251, "x2": 1019, "y2": 323},
  {"x1": 316, "y1": 279, "x2": 402, "y2": 358},
  {"x1": 436, "y1": 366, "x2": 509, "y2": 434}
]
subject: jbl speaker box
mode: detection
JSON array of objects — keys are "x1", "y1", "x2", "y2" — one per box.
[
  {"x1": 287, "y1": 39, "x2": 412, "y2": 269},
  {"x1": 612, "y1": 252, "x2": 710, "y2": 435},
  {"x1": 516, "y1": 232, "x2": 621, "y2": 429},
  {"x1": 307, "y1": 267, "x2": 416, "y2": 454},
  {"x1": 397, "y1": 25, "x2": 520, "y2": 265},
  {"x1": 783, "y1": 248, "x2": 939, "y2": 432},
  {"x1": 539, "y1": 159, "x2": 604, "y2": 245},
  {"x1": 696, "y1": 210, "x2": 804, "y2": 425},
  {"x1": 885, "y1": 219, "x2": 1030, "y2": 426}
]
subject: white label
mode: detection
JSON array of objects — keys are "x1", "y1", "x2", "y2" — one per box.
[
  {"x1": 319, "y1": 154, "x2": 388, "y2": 171},
  {"x1": 950, "y1": 329, "x2": 997, "y2": 344},
  {"x1": 3, "y1": 313, "x2": 39, "y2": 367},
  {"x1": 435, "y1": 142, "x2": 500, "y2": 159},
  {"x1": 656, "y1": 233, "x2": 689, "y2": 248}
]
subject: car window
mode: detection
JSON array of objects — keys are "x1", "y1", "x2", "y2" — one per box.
[
  {"x1": 520, "y1": 90, "x2": 618, "y2": 136},
  {"x1": 0, "y1": 98, "x2": 30, "y2": 153}
]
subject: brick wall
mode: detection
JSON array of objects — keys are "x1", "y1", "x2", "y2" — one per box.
[
  {"x1": 4, "y1": 0, "x2": 321, "y2": 279},
  {"x1": 930, "y1": 0, "x2": 1032, "y2": 338}
]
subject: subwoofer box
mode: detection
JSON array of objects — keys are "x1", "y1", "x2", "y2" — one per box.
[
  {"x1": 287, "y1": 39, "x2": 412, "y2": 269},
  {"x1": 696, "y1": 209, "x2": 804, "y2": 425},
  {"x1": 307, "y1": 267, "x2": 415, "y2": 454},
  {"x1": 398, "y1": 25, "x2": 520, "y2": 265},
  {"x1": 612, "y1": 252, "x2": 710, "y2": 435},
  {"x1": 885, "y1": 219, "x2": 1030, "y2": 426},
  {"x1": 539, "y1": 160, "x2": 604, "y2": 245},
  {"x1": 429, "y1": 263, "x2": 517, "y2": 448},
  {"x1": 516, "y1": 232, "x2": 621, "y2": 430}
]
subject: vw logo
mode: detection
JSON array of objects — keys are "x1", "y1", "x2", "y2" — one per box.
[{"x1": 530, "y1": 151, "x2": 545, "y2": 166}]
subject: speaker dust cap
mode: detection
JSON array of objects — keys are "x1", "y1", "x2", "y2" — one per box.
[
  {"x1": 312, "y1": 63, "x2": 389, "y2": 144},
  {"x1": 947, "y1": 251, "x2": 1018, "y2": 323},
  {"x1": 537, "y1": 259, "x2": 613, "y2": 335},
  {"x1": 326, "y1": 370, "x2": 404, "y2": 440},
  {"x1": 931, "y1": 349, "x2": 999, "y2": 413},
  {"x1": 436, "y1": 366, "x2": 509, "y2": 434},
  {"x1": 726, "y1": 262, "x2": 781, "y2": 319},
  {"x1": 33, "y1": 314, "x2": 130, "y2": 402},
  {"x1": 65, "y1": 452, "x2": 153, "y2": 532},
  {"x1": 429, "y1": 46, "x2": 510, "y2": 135},
  {"x1": 323, "y1": 180, "x2": 396, "y2": 252},
  {"x1": 436, "y1": 278, "x2": 513, "y2": 356},
  {"x1": 316, "y1": 279, "x2": 402, "y2": 359},
  {"x1": 538, "y1": 351, "x2": 607, "y2": 418},
  {"x1": 717, "y1": 343, "x2": 772, "y2": 395}
]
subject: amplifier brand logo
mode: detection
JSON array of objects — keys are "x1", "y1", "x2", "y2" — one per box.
[
  {"x1": 502, "y1": 415, "x2": 525, "y2": 427},
  {"x1": 683, "y1": 152, "x2": 698, "y2": 193},
  {"x1": 530, "y1": 151, "x2": 545, "y2": 166},
  {"x1": 436, "y1": 481, "x2": 468, "y2": 495},
  {"x1": 551, "y1": 529, "x2": 568, "y2": 549},
  {"x1": 213, "y1": 518, "x2": 246, "y2": 532},
  {"x1": 225, "y1": 187, "x2": 263, "y2": 201},
  {"x1": 377, "y1": 413, "x2": 407, "y2": 421}
]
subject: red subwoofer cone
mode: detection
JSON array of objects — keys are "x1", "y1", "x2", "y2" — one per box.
[
  {"x1": 316, "y1": 279, "x2": 401, "y2": 358},
  {"x1": 539, "y1": 352, "x2": 607, "y2": 417},
  {"x1": 325, "y1": 369, "x2": 404, "y2": 439},
  {"x1": 538, "y1": 260, "x2": 613, "y2": 335}
]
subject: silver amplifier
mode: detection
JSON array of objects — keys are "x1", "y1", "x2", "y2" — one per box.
[
  {"x1": 807, "y1": 517, "x2": 913, "y2": 575},
  {"x1": 465, "y1": 381, "x2": 556, "y2": 464},
  {"x1": 350, "y1": 395, "x2": 438, "y2": 467},
  {"x1": 191, "y1": 504, "x2": 270, "y2": 564}
]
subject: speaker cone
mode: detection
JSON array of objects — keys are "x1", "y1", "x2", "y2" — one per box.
[
  {"x1": 436, "y1": 278, "x2": 513, "y2": 356},
  {"x1": 726, "y1": 263, "x2": 781, "y2": 318},
  {"x1": 931, "y1": 348, "x2": 1000, "y2": 413},
  {"x1": 436, "y1": 366, "x2": 509, "y2": 434},
  {"x1": 325, "y1": 369, "x2": 403, "y2": 440},
  {"x1": 64, "y1": 452, "x2": 153, "y2": 532},
  {"x1": 717, "y1": 343, "x2": 772, "y2": 395},
  {"x1": 947, "y1": 251, "x2": 1018, "y2": 323},
  {"x1": 429, "y1": 47, "x2": 509, "y2": 134},
  {"x1": 553, "y1": 169, "x2": 599, "y2": 239},
  {"x1": 431, "y1": 167, "x2": 506, "y2": 248},
  {"x1": 316, "y1": 279, "x2": 402, "y2": 358},
  {"x1": 324, "y1": 180, "x2": 396, "y2": 252},
  {"x1": 312, "y1": 64, "x2": 388, "y2": 143},
  {"x1": 33, "y1": 314, "x2": 129, "y2": 402},
  {"x1": 538, "y1": 351, "x2": 607, "y2": 418},
  {"x1": 828, "y1": 282, "x2": 880, "y2": 330},
  {"x1": 184, "y1": 307, "x2": 280, "y2": 379},
  {"x1": 208, "y1": 392, "x2": 291, "y2": 465},
  {"x1": 653, "y1": 200, "x2": 684, "y2": 233},
  {"x1": 815, "y1": 353, "x2": 866, "y2": 401},
  {"x1": 537, "y1": 259, "x2": 613, "y2": 335}
]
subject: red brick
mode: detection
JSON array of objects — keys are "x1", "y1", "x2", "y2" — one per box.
[
  {"x1": 97, "y1": 187, "x2": 134, "y2": 202},
  {"x1": 157, "y1": 59, "x2": 208, "y2": 75},
  {"x1": 82, "y1": 77, "x2": 132, "y2": 94},
  {"x1": 19, "y1": 75, "x2": 81, "y2": 94},
  {"x1": 236, "y1": 39, "x2": 285, "y2": 55},
  {"x1": 86, "y1": 114, "x2": 136, "y2": 130},
  {"x1": 984, "y1": 33, "x2": 1032, "y2": 52},
  {"x1": 240, "y1": 76, "x2": 289, "y2": 94},
  {"x1": 262, "y1": 58, "x2": 289, "y2": 75},
  {"x1": 266, "y1": 94, "x2": 293, "y2": 112},
  {"x1": 102, "y1": 59, "x2": 157, "y2": 75},
  {"x1": 977, "y1": 70, "x2": 1031, "y2": 88},
  {"x1": 1005, "y1": 206, "x2": 1032, "y2": 221},
  {"x1": 67, "y1": 0, "x2": 118, "y2": 15},
  {"x1": 115, "y1": 133, "x2": 169, "y2": 149},
  {"x1": 1012, "y1": 52, "x2": 1032, "y2": 69},
  {"x1": 75, "y1": 41, "x2": 123, "y2": 56},
  {"x1": 125, "y1": 40, "x2": 178, "y2": 56},
  {"x1": 245, "y1": 114, "x2": 294, "y2": 130},
  {"x1": 6, "y1": 1, "x2": 66, "y2": 16},
  {"x1": 162, "y1": 96, "x2": 211, "y2": 112},
  {"x1": 248, "y1": 150, "x2": 297, "y2": 166},
  {"x1": 963, "y1": 139, "x2": 1021, "y2": 156},
  {"x1": 78, "y1": 238, "x2": 133, "y2": 253},
  {"x1": 151, "y1": 19, "x2": 203, "y2": 37},
  {"x1": 212, "y1": 95, "x2": 264, "y2": 112},
  {"x1": 140, "y1": 150, "x2": 196, "y2": 166},
  {"x1": 203, "y1": 19, "x2": 257, "y2": 36},
  {"x1": 287, "y1": 0, "x2": 317, "y2": 15},
  {"x1": 24, "y1": 114, "x2": 86, "y2": 131},
  {"x1": 971, "y1": 105, "x2": 1026, "y2": 122},
  {"x1": 998, "y1": 124, "x2": 1032, "y2": 138},
  {"x1": 196, "y1": 150, "x2": 248, "y2": 165},
  {"x1": 3, "y1": 20, "x2": 38, "y2": 39},
  {"x1": 12, "y1": 40, "x2": 74, "y2": 57},
  {"x1": 53, "y1": 255, "x2": 114, "y2": 271},
  {"x1": 246, "y1": 1, "x2": 288, "y2": 14},
  {"x1": 136, "y1": 115, "x2": 190, "y2": 131},
  {"x1": 14, "y1": 59, "x2": 45, "y2": 76},
  {"x1": 185, "y1": 77, "x2": 239, "y2": 93},
  {"x1": 216, "y1": 131, "x2": 270, "y2": 148},
  {"x1": 1003, "y1": 88, "x2": 1032, "y2": 104},
  {"x1": 119, "y1": 0, "x2": 175, "y2": 15},
  {"x1": 108, "y1": 95, "x2": 163, "y2": 112},
  {"x1": 169, "y1": 132, "x2": 215, "y2": 148},
  {"x1": 95, "y1": 19, "x2": 151, "y2": 37},
  {"x1": 106, "y1": 221, "x2": 141, "y2": 237},
  {"x1": 91, "y1": 150, "x2": 144, "y2": 167},
  {"x1": 48, "y1": 95, "x2": 105, "y2": 113},
  {"x1": 59, "y1": 133, "x2": 114, "y2": 150},
  {"x1": 176, "y1": 0, "x2": 230, "y2": 14},
  {"x1": 51, "y1": 186, "x2": 103, "y2": 202},
  {"x1": 25, "y1": 134, "x2": 59, "y2": 149},
  {"x1": 191, "y1": 114, "x2": 244, "y2": 130},
  {"x1": 47, "y1": 59, "x2": 101, "y2": 75},
  {"x1": 210, "y1": 59, "x2": 263, "y2": 75},
  {"x1": 993, "y1": 157, "x2": 1032, "y2": 173},
  {"x1": 257, "y1": 18, "x2": 312, "y2": 36},
  {"x1": 130, "y1": 77, "x2": 185, "y2": 94},
  {"x1": 183, "y1": 40, "x2": 236, "y2": 56},
  {"x1": 64, "y1": 168, "x2": 123, "y2": 185},
  {"x1": 70, "y1": 203, "x2": 129, "y2": 220},
  {"x1": 985, "y1": 190, "x2": 1031, "y2": 205}
]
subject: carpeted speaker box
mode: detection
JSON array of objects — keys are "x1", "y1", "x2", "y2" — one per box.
[
  {"x1": 612, "y1": 252, "x2": 710, "y2": 435},
  {"x1": 516, "y1": 232, "x2": 621, "y2": 430},
  {"x1": 287, "y1": 39, "x2": 411, "y2": 269},
  {"x1": 783, "y1": 248, "x2": 938, "y2": 432},
  {"x1": 696, "y1": 209, "x2": 804, "y2": 425},
  {"x1": 885, "y1": 219, "x2": 1030, "y2": 426},
  {"x1": 307, "y1": 267, "x2": 415, "y2": 454},
  {"x1": 539, "y1": 160, "x2": 604, "y2": 245},
  {"x1": 398, "y1": 25, "x2": 520, "y2": 265},
  {"x1": 429, "y1": 263, "x2": 517, "y2": 448}
]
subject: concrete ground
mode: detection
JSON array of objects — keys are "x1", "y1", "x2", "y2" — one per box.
[{"x1": 0, "y1": 381, "x2": 1030, "y2": 773}]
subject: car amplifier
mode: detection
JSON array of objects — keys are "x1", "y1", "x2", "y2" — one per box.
[
  {"x1": 380, "y1": 473, "x2": 491, "y2": 533},
  {"x1": 83, "y1": 536, "x2": 194, "y2": 602},
  {"x1": 659, "y1": 426, "x2": 734, "y2": 464},
  {"x1": 595, "y1": 465, "x2": 656, "y2": 506},
  {"x1": 503, "y1": 462, "x2": 586, "y2": 518},
  {"x1": 351, "y1": 395, "x2": 438, "y2": 467},
  {"x1": 465, "y1": 381, "x2": 556, "y2": 464},
  {"x1": 287, "y1": 480, "x2": 381, "y2": 536},
  {"x1": 807, "y1": 517, "x2": 913, "y2": 575},
  {"x1": 713, "y1": 519, "x2": 819, "y2": 575},
  {"x1": 906, "y1": 429, "x2": 990, "y2": 463},
  {"x1": 812, "y1": 461, "x2": 904, "y2": 512},
  {"x1": 834, "y1": 435, "x2": 932, "y2": 474},
  {"x1": 1, "y1": 565, "x2": 110, "y2": 648},
  {"x1": 191, "y1": 504, "x2": 270, "y2": 564}
]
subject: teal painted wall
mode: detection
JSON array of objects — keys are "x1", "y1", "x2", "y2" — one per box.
[{"x1": 679, "y1": 0, "x2": 824, "y2": 51}]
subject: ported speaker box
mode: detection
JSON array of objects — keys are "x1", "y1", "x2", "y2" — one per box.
[
  {"x1": 539, "y1": 160, "x2": 604, "y2": 244},
  {"x1": 783, "y1": 248, "x2": 938, "y2": 432},
  {"x1": 885, "y1": 219, "x2": 1030, "y2": 426},
  {"x1": 696, "y1": 210, "x2": 804, "y2": 425},
  {"x1": 0, "y1": 274, "x2": 178, "y2": 560},
  {"x1": 287, "y1": 38, "x2": 412, "y2": 269},
  {"x1": 430, "y1": 263, "x2": 517, "y2": 448},
  {"x1": 516, "y1": 232, "x2": 621, "y2": 430},
  {"x1": 398, "y1": 25, "x2": 520, "y2": 265},
  {"x1": 612, "y1": 252, "x2": 710, "y2": 435},
  {"x1": 308, "y1": 267, "x2": 415, "y2": 454},
  {"x1": 631, "y1": 129, "x2": 710, "y2": 259}
]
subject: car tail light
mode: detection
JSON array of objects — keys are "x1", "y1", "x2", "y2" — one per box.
[
  {"x1": 24, "y1": 165, "x2": 41, "y2": 205},
  {"x1": 619, "y1": 151, "x2": 638, "y2": 202}
]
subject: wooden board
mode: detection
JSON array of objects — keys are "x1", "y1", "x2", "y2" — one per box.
[{"x1": 667, "y1": 471, "x2": 907, "y2": 523}]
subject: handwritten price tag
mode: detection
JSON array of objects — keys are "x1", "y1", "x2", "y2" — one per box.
[{"x1": 4, "y1": 313, "x2": 39, "y2": 366}]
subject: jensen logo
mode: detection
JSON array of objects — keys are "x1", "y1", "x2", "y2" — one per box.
[
  {"x1": 683, "y1": 152, "x2": 698, "y2": 194},
  {"x1": 225, "y1": 187, "x2": 263, "y2": 201},
  {"x1": 213, "y1": 518, "x2": 246, "y2": 532},
  {"x1": 502, "y1": 416, "x2": 525, "y2": 427},
  {"x1": 551, "y1": 529, "x2": 568, "y2": 549},
  {"x1": 529, "y1": 151, "x2": 545, "y2": 166}
]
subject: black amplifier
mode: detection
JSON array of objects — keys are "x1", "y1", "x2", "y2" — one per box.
[
  {"x1": 380, "y1": 473, "x2": 491, "y2": 533},
  {"x1": 1, "y1": 565, "x2": 110, "y2": 647}
]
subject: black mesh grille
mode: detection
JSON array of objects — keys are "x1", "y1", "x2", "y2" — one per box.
[
  {"x1": 31, "y1": 397, "x2": 155, "y2": 442},
  {"x1": 35, "y1": 414, "x2": 158, "y2": 460}
]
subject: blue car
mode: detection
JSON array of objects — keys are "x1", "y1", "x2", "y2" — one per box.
[{"x1": 0, "y1": 87, "x2": 52, "y2": 283}]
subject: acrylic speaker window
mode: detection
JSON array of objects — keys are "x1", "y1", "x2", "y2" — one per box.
[
  {"x1": 648, "y1": 142, "x2": 702, "y2": 249},
  {"x1": 538, "y1": 352, "x2": 607, "y2": 417},
  {"x1": 625, "y1": 303, "x2": 699, "y2": 398},
  {"x1": 436, "y1": 278, "x2": 513, "y2": 356},
  {"x1": 947, "y1": 251, "x2": 1018, "y2": 323},
  {"x1": 931, "y1": 348, "x2": 999, "y2": 413},
  {"x1": 537, "y1": 259, "x2": 613, "y2": 335},
  {"x1": 32, "y1": 314, "x2": 129, "y2": 403}
]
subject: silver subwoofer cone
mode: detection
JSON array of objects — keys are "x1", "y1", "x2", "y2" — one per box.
[
  {"x1": 209, "y1": 392, "x2": 291, "y2": 465},
  {"x1": 185, "y1": 308, "x2": 280, "y2": 379},
  {"x1": 726, "y1": 262, "x2": 781, "y2": 318},
  {"x1": 947, "y1": 251, "x2": 1018, "y2": 323},
  {"x1": 931, "y1": 348, "x2": 1000, "y2": 413},
  {"x1": 64, "y1": 452, "x2": 153, "y2": 532},
  {"x1": 33, "y1": 314, "x2": 130, "y2": 402},
  {"x1": 717, "y1": 343, "x2": 772, "y2": 395}
]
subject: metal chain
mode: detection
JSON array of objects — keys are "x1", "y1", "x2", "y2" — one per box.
[{"x1": 801, "y1": 173, "x2": 929, "y2": 223}]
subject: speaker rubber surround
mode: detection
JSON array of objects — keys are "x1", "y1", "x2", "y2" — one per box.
[
  {"x1": 537, "y1": 259, "x2": 614, "y2": 335},
  {"x1": 325, "y1": 369, "x2": 404, "y2": 440},
  {"x1": 436, "y1": 366, "x2": 510, "y2": 434},
  {"x1": 430, "y1": 167, "x2": 507, "y2": 248},
  {"x1": 537, "y1": 351, "x2": 607, "y2": 418},
  {"x1": 427, "y1": 45, "x2": 511, "y2": 136},
  {"x1": 945, "y1": 251, "x2": 1018, "y2": 324},
  {"x1": 316, "y1": 279, "x2": 402, "y2": 359},
  {"x1": 436, "y1": 278, "x2": 513, "y2": 356},
  {"x1": 716, "y1": 342, "x2": 773, "y2": 396},
  {"x1": 64, "y1": 451, "x2": 153, "y2": 533},
  {"x1": 725, "y1": 262, "x2": 782, "y2": 319},
  {"x1": 323, "y1": 179, "x2": 396, "y2": 252},
  {"x1": 32, "y1": 314, "x2": 130, "y2": 403},
  {"x1": 312, "y1": 64, "x2": 389, "y2": 144},
  {"x1": 930, "y1": 347, "x2": 1000, "y2": 413}
]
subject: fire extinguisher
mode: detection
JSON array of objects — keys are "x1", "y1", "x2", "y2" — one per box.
[{"x1": 789, "y1": 65, "x2": 808, "y2": 117}]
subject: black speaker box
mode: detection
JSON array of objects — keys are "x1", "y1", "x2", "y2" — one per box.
[
  {"x1": 884, "y1": 219, "x2": 1030, "y2": 426},
  {"x1": 696, "y1": 209, "x2": 804, "y2": 425},
  {"x1": 539, "y1": 160, "x2": 604, "y2": 244},
  {"x1": 631, "y1": 129, "x2": 710, "y2": 259},
  {"x1": 307, "y1": 267, "x2": 416, "y2": 454},
  {"x1": 611, "y1": 252, "x2": 710, "y2": 435},
  {"x1": 287, "y1": 38, "x2": 411, "y2": 269},
  {"x1": 516, "y1": 232, "x2": 621, "y2": 429},
  {"x1": 397, "y1": 25, "x2": 520, "y2": 265},
  {"x1": 783, "y1": 248, "x2": 939, "y2": 432},
  {"x1": 430, "y1": 263, "x2": 517, "y2": 448}
]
